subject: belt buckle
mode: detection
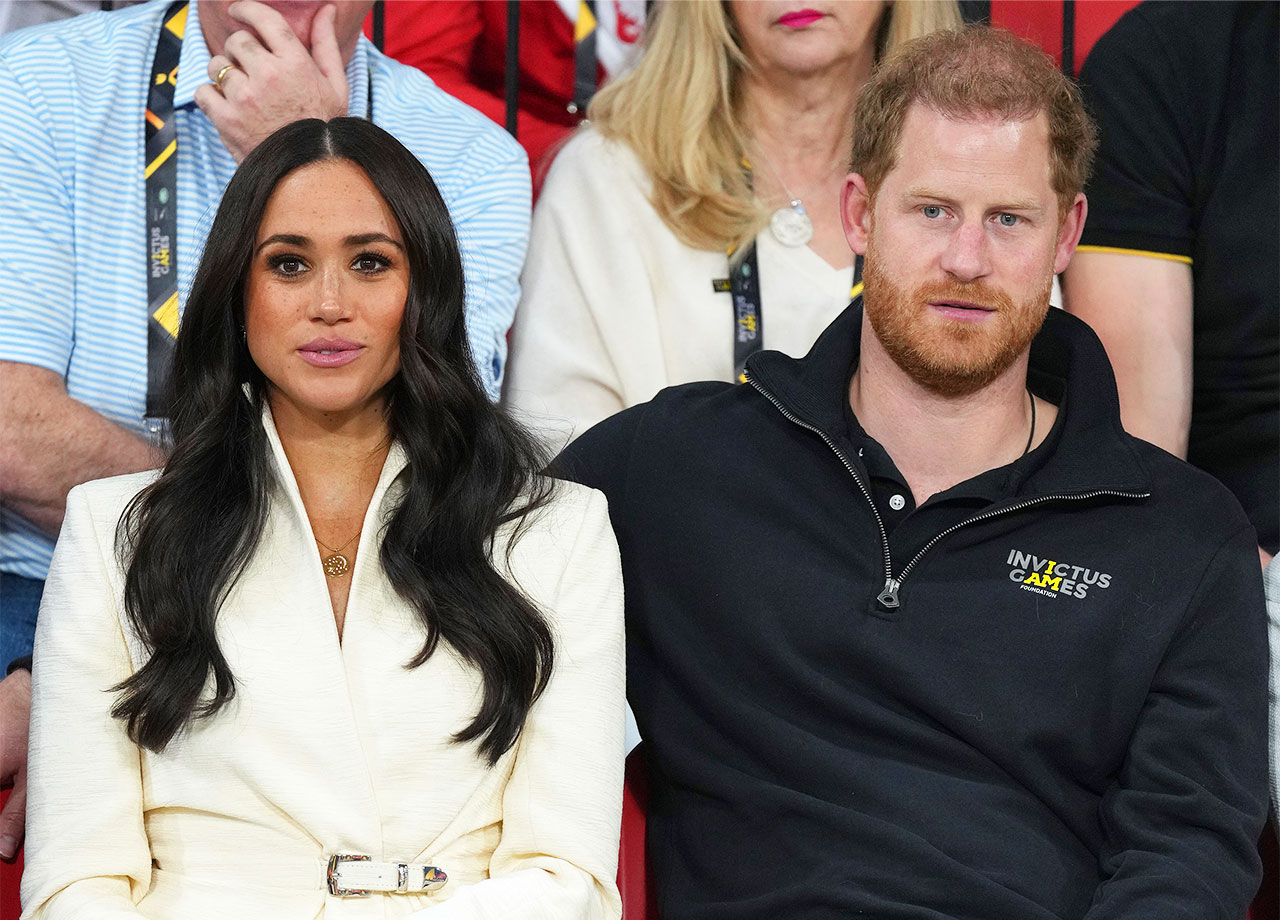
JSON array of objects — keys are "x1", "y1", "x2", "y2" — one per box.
[{"x1": 327, "y1": 853, "x2": 372, "y2": 898}]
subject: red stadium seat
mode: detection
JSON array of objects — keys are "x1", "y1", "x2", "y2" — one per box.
[
  {"x1": 989, "y1": 0, "x2": 1141, "y2": 76},
  {"x1": 0, "y1": 788, "x2": 20, "y2": 920},
  {"x1": 1252, "y1": 818, "x2": 1278, "y2": 920},
  {"x1": 618, "y1": 745, "x2": 657, "y2": 919}
]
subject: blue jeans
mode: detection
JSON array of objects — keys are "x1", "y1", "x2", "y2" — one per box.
[{"x1": 0, "y1": 572, "x2": 43, "y2": 669}]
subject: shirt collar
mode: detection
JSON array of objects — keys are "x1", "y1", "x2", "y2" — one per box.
[
  {"x1": 173, "y1": 1, "x2": 211, "y2": 109},
  {"x1": 840, "y1": 369, "x2": 1069, "y2": 505},
  {"x1": 174, "y1": 0, "x2": 373, "y2": 115}
]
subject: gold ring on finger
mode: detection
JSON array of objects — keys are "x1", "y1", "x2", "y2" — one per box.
[{"x1": 214, "y1": 63, "x2": 237, "y2": 91}]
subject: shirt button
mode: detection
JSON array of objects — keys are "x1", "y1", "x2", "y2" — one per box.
[{"x1": 889, "y1": 494, "x2": 906, "y2": 511}]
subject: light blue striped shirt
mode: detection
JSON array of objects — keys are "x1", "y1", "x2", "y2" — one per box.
[{"x1": 0, "y1": 0, "x2": 531, "y2": 581}]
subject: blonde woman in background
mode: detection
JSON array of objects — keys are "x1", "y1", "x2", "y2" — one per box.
[{"x1": 505, "y1": 0, "x2": 961, "y2": 446}]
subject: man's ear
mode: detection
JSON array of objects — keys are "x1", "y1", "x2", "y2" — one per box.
[
  {"x1": 1053, "y1": 192, "x2": 1088, "y2": 274},
  {"x1": 842, "y1": 173, "x2": 873, "y2": 256}
]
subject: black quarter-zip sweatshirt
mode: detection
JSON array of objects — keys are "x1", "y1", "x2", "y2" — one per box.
[{"x1": 557, "y1": 301, "x2": 1268, "y2": 920}]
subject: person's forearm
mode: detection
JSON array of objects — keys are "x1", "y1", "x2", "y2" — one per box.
[
  {"x1": 3, "y1": 495, "x2": 71, "y2": 540},
  {"x1": 0, "y1": 362, "x2": 164, "y2": 537},
  {"x1": 1062, "y1": 252, "x2": 1193, "y2": 457}
]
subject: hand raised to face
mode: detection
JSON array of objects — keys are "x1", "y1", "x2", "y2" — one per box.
[{"x1": 195, "y1": 1, "x2": 351, "y2": 163}]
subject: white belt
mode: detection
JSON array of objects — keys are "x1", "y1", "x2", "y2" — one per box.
[{"x1": 326, "y1": 854, "x2": 448, "y2": 897}]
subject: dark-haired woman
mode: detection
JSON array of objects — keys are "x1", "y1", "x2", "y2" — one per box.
[{"x1": 21, "y1": 118, "x2": 624, "y2": 920}]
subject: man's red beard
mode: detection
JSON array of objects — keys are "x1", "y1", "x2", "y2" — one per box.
[{"x1": 861, "y1": 237, "x2": 1052, "y2": 397}]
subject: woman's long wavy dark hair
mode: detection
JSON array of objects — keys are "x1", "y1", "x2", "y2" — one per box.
[{"x1": 113, "y1": 118, "x2": 555, "y2": 765}]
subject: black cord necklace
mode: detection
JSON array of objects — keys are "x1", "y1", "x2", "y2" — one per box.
[{"x1": 1021, "y1": 387, "x2": 1037, "y2": 456}]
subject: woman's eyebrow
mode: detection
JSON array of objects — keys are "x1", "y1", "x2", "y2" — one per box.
[
  {"x1": 345, "y1": 232, "x2": 405, "y2": 250},
  {"x1": 254, "y1": 232, "x2": 406, "y2": 254},
  {"x1": 254, "y1": 233, "x2": 309, "y2": 254}
]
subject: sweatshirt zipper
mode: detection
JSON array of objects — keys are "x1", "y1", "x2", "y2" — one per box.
[
  {"x1": 746, "y1": 375, "x2": 1150, "y2": 610},
  {"x1": 746, "y1": 376, "x2": 896, "y2": 600}
]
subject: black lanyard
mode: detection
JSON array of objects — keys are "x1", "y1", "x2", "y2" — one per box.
[
  {"x1": 142, "y1": 0, "x2": 187, "y2": 436},
  {"x1": 572, "y1": 0, "x2": 598, "y2": 114},
  {"x1": 728, "y1": 244, "x2": 762, "y2": 384},
  {"x1": 726, "y1": 243, "x2": 863, "y2": 383}
]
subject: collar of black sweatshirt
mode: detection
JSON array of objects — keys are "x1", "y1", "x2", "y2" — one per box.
[{"x1": 744, "y1": 297, "x2": 1153, "y2": 500}]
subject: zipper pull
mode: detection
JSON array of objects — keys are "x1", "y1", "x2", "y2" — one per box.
[{"x1": 877, "y1": 578, "x2": 901, "y2": 609}]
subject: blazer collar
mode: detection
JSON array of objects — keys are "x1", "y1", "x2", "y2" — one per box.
[{"x1": 259, "y1": 401, "x2": 409, "y2": 532}]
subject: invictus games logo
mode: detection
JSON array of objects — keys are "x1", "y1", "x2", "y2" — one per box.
[{"x1": 1006, "y1": 549, "x2": 1112, "y2": 600}]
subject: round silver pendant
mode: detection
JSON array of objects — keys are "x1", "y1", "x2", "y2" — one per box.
[
  {"x1": 322, "y1": 553, "x2": 350, "y2": 578},
  {"x1": 769, "y1": 205, "x2": 813, "y2": 247}
]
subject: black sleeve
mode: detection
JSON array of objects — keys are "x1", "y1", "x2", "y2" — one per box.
[
  {"x1": 550, "y1": 402, "x2": 650, "y2": 512},
  {"x1": 1083, "y1": 524, "x2": 1269, "y2": 918},
  {"x1": 6, "y1": 655, "x2": 32, "y2": 675},
  {"x1": 1076, "y1": 3, "x2": 1203, "y2": 258}
]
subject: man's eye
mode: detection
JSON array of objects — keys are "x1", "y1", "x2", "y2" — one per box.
[
  {"x1": 922, "y1": 205, "x2": 943, "y2": 219},
  {"x1": 997, "y1": 213, "x2": 1019, "y2": 227},
  {"x1": 268, "y1": 256, "x2": 306, "y2": 276}
]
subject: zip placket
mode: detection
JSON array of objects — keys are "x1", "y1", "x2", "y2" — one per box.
[{"x1": 746, "y1": 375, "x2": 1150, "y2": 610}]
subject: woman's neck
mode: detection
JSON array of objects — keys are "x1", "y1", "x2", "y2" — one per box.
[
  {"x1": 739, "y1": 55, "x2": 871, "y2": 179},
  {"x1": 269, "y1": 395, "x2": 393, "y2": 636},
  {"x1": 268, "y1": 395, "x2": 393, "y2": 526},
  {"x1": 739, "y1": 59, "x2": 871, "y2": 269}
]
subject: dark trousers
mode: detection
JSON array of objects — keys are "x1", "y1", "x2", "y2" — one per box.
[{"x1": 0, "y1": 572, "x2": 43, "y2": 670}]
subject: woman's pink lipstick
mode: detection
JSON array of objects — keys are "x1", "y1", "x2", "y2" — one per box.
[
  {"x1": 298, "y1": 338, "x2": 364, "y2": 367},
  {"x1": 778, "y1": 9, "x2": 824, "y2": 28}
]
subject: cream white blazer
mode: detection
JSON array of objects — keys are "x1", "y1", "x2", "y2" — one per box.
[{"x1": 22, "y1": 413, "x2": 625, "y2": 920}]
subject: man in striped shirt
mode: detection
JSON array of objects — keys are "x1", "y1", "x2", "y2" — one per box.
[{"x1": 0, "y1": 0, "x2": 531, "y2": 857}]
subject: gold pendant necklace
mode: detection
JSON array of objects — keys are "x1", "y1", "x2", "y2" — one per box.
[{"x1": 315, "y1": 530, "x2": 361, "y2": 578}]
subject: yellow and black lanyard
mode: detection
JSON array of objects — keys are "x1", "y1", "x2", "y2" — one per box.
[
  {"x1": 572, "y1": 0, "x2": 597, "y2": 114},
  {"x1": 142, "y1": 0, "x2": 187, "y2": 436}
]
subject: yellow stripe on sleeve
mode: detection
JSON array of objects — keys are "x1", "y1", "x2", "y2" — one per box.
[{"x1": 1075, "y1": 245, "x2": 1192, "y2": 265}]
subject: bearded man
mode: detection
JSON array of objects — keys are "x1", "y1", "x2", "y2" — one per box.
[{"x1": 556, "y1": 26, "x2": 1268, "y2": 920}]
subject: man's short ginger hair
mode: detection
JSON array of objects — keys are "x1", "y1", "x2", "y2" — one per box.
[{"x1": 850, "y1": 26, "x2": 1097, "y2": 218}]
